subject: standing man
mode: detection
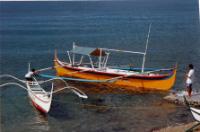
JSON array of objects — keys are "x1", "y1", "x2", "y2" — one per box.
[{"x1": 185, "y1": 64, "x2": 195, "y2": 97}]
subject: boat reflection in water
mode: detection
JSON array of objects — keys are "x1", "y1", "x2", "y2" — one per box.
[{"x1": 31, "y1": 102, "x2": 50, "y2": 132}]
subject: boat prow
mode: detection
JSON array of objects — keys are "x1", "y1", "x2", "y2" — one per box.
[{"x1": 27, "y1": 78, "x2": 53, "y2": 113}]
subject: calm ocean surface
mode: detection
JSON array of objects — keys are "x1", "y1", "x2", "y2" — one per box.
[{"x1": 0, "y1": 0, "x2": 200, "y2": 132}]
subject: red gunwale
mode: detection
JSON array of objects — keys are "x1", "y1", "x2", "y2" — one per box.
[
  {"x1": 55, "y1": 58, "x2": 174, "y2": 80},
  {"x1": 29, "y1": 90, "x2": 50, "y2": 104}
]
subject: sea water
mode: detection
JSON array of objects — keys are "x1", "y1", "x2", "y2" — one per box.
[{"x1": 0, "y1": 0, "x2": 200, "y2": 131}]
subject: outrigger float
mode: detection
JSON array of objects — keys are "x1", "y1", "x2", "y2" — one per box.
[
  {"x1": 51, "y1": 25, "x2": 177, "y2": 91},
  {"x1": 0, "y1": 65, "x2": 88, "y2": 113}
]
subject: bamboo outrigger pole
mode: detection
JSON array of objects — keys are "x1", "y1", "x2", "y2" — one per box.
[{"x1": 141, "y1": 23, "x2": 152, "y2": 73}]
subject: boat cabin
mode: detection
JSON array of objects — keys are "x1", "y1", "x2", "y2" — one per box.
[{"x1": 67, "y1": 43, "x2": 110, "y2": 70}]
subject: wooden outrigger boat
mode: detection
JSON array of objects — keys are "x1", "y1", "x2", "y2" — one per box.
[
  {"x1": 0, "y1": 67, "x2": 88, "y2": 113},
  {"x1": 53, "y1": 25, "x2": 177, "y2": 91}
]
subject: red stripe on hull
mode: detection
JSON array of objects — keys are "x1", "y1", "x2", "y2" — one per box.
[{"x1": 31, "y1": 99, "x2": 48, "y2": 113}]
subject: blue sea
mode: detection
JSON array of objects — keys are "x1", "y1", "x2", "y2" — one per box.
[{"x1": 0, "y1": 0, "x2": 200, "y2": 132}]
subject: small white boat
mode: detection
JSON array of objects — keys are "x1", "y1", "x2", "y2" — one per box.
[
  {"x1": 183, "y1": 96, "x2": 200, "y2": 122},
  {"x1": 190, "y1": 107, "x2": 200, "y2": 122},
  {"x1": 0, "y1": 73, "x2": 87, "y2": 114},
  {"x1": 183, "y1": 96, "x2": 200, "y2": 132},
  {"x1": 26, "y1": 77, "x2": 53, "y2": 113}
]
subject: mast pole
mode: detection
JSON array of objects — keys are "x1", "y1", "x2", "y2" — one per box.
[
  {"x1": 141, "y1": 23, "x2": 152, "y2": 73},
  {"x1": 72, "y1": 42, "x2": 76, "y2": 65},
  {"x1": 199, "y1": 0, "x2": 200, "y2": 22}
]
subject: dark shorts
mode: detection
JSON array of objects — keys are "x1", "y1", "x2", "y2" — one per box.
[
  {"x1": 25, "y1": 77, "x2": 33, "y2": 81},
  {"x1": 186, "y1": 83, "x2": 192, "y2": 88},
  {"x1": 187, "y1": 83, "x2": 192, "y2": 94}
]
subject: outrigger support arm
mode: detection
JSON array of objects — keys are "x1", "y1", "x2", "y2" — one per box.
[
  {"x1": 0, "y1": 82, "x2": 28, "y2": 91},
  {"x1": 0, "y1": 74, "x2": 26, "y2": 83},
  {"x1": 45, "y1": 77, "x2": 87, "y2": 99}
]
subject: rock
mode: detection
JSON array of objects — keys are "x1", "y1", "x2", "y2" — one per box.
[{"x1": 164, "y1": 92, "x2": 200, "y2": 107}]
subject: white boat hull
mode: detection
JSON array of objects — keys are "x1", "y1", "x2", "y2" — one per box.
[
  {"x1": 190, "y1": 107, "x2": 200, "y2": 122},
  {"x1": 28, "y1": 92, "x2": 52, "y2": 113},
  {"x1": 26, "y1": 81, "x2": 53, "y2": 113}
]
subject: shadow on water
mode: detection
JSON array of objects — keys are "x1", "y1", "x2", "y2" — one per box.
[
  {"x1": 81, "y1": 97, "x2": 114, "y2": 114},
  {"x1": 48, "y1": 100, "x2": 75, "y2": 121}
]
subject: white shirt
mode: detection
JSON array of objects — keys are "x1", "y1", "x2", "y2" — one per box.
[
  {"x1": 25, "y1": 71, "x2": 34, "y2": 78},
  {"x1": 186, "y1": 69, "x2": 194, "y2": 84}
]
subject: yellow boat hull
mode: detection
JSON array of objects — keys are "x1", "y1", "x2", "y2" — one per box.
[{"x1": 54, "y1": 58, "x2": 177, "y2": 92}]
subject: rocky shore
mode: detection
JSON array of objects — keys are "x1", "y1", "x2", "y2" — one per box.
[{"x1": 154, "y1": 122, "x2": 200, "y2": 132}]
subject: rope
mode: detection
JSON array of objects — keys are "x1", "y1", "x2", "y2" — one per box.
[
  {"x1": 0, "y1": 74, "x2": 26, "y2": 83},
  {"x1": 0, "y1": 82, "x2": 45, "y2": 95}
]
